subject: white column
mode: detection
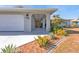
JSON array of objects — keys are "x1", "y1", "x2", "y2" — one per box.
[
  {"x1": 46, "y1": 14, "x2": 50, "y2": 32},
  {"x1": 43, "y1": 18, "x2": 45, "y2": 29},
  {"x1": 29, "y1": 14, "x2": 32, "y2": 32},
  {"x1": 32, "y1": 15, "x2": 35, "y2": 30}
]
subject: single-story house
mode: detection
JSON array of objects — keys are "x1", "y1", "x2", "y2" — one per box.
[
  {"x1": 63, "y1": 19, "x2": 79, "y2": 27},
  {"x1": 0, "y1": 8, "x2": 57, "y2": 32},
  {"x1": 63, "y1": 19, "x2": 72, "y2": 27}
]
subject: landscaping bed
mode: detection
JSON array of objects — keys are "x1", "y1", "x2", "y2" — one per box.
[
  {"x1": 16, "y1": 36, "x2": 59, "y2": 53},
  {"x1": 52, "y1": 34, "x2": 79, "y2": 53}
]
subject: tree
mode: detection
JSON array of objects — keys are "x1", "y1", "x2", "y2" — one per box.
[
  {"x1": 50, "y1": 15, "x2": 64, "y2": 35},
  {"x1": 51, "y1": 15, "x2": 63, "y2": 26},
  {"x1": 50, "y1": 15, "x2": 68, "y2": 38}
]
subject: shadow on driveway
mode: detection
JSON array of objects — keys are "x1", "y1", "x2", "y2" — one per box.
[{"x1": 0, "y1": 31, "x2": 49, "y2": 36}]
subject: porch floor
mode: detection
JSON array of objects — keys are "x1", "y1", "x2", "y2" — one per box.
[{"x1": 32, "y1": 28, "x2": 48, "y2": 35}]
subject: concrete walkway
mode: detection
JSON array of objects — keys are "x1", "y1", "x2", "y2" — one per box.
[{"x1": 0, "y1": 32, "x2": 47, "y2": 52}]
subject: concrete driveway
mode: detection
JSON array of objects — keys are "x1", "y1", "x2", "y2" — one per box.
[{"x1": 0, "y1": 32, "x2": 47, "y2": 52}]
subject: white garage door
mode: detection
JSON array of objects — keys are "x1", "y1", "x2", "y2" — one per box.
[{"x1": 0, "y1": 15, "x2": 24, "y2": 31}]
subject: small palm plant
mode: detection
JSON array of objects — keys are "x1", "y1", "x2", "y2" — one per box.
[{"x1": 1, "y1": 44, "x2": 17, "y2": 53}]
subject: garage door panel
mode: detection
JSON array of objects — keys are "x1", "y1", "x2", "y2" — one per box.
[{"x1": 0, "y1": 15, "x2": 24, "y2": 31}]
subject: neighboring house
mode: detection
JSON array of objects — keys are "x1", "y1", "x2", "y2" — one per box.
[
  {"x1": 71, "y1": 19, "x2": 79, "y2": 27},
  {"x1": 63, "y1": 19, "x2": 72, "y2": 27},
  {"x1": 63, "y1": 19, "x2": 79, "y2": 28},
  {"x1": 0, "y1": 8, "x2": 57, "y2": 32}
]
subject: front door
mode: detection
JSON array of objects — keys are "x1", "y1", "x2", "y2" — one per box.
[{"x1": 35, "y1": 19, "x2": 42, "y2": 28}]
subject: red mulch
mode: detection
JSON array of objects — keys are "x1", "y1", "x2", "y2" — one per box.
[
  {"x1": 53, "y1": 34, "x2": 79, "y2": 53},
  {"x1": 52, "y1": 28, "x2": 79, "y2": 53},
  {"x1": 16, "y1": 38, "x2": 59, "y2": 53}
]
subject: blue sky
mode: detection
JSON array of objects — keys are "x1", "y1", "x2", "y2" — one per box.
[
  {"x1": 0, "y1": 5, "x2": 79, "y2": 19},
  {"x1": 30, "y1": 5, "x2": 79, "y2": 19}
]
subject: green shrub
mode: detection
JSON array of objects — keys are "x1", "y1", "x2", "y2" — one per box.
[
  {"x1": 63, "y1": 31, "x2": 69, "y2": 36},
  {"x1": 66, "y1": 30, "x2": 71, "y2": 34},
  {"x1": 35, "y1": 36, "x2": 49, "y2": 47},
  {"x1": 49, "y1": 33, "x2": 56, "y2": 39},
  {"x1": 1, "y1": 44, "x2": 17, "y2": 53}
]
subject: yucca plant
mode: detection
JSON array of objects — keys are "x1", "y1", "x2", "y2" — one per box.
[
  {"x1": 1, "y1": 44, "x2": 17, "y2": 53},
  {"x1": 35, "y1": 36, "x2": 49, "y2": 47}
]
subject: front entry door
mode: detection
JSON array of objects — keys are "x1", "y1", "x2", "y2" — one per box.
[{"x1": 35, "y1": 19, "x2": 42, "y2": 28}]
